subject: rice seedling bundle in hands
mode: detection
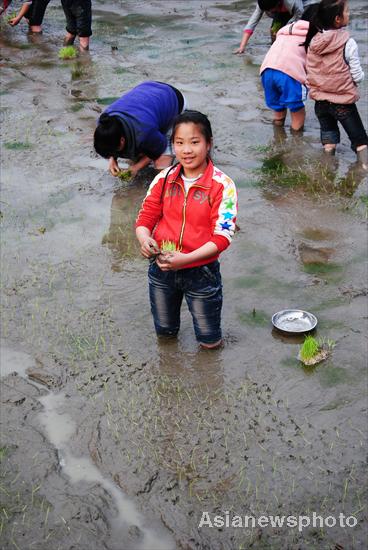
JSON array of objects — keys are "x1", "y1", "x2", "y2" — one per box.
[
  {"x1": 160, "y1": 240, "x2": 177, "y2": 253},
  {"x1": 117, "y1": 169, "x2": 132, "y2": 182}
]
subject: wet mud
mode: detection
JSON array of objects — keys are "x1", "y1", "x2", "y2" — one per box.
[{"x1": 1, "y1": 1, "x2": 367, "y2": 549}]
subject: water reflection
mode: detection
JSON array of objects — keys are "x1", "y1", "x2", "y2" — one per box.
[{"x1": 102, "y1": 183, "x2": 145, "y2": 272}]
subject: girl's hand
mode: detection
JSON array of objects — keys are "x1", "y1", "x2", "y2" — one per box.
[
  {"x1": 156, "y1": 251, "x2": 188, "y2": 271},
  {"x1": 140, "y1": 237, "x2": 160, "y2": 259},
  {"x1": 8, "y1": 17, "x2": 20, "y2": 26},
  {"x1": 127, "y1": 164, "x2": 139, "y2": 178},
  {"x1": 108, "y1": 157, "x2": 120, "y2": 177}
]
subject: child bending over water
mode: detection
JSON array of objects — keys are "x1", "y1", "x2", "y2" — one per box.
[
  {"x1": 94, "y1": 81, "x2": 186, "y2": 178},
  {"x1": 135, "y1": 111, "x2": 237, "y2": 349},
  {"x1": 8, "y1": 0, "x2": 50, "y2": 33},
  {"x1": 260, "y1": 4, "x2": 318, "y2": 131},
  {"x1": 305, "y1": 0, "x2": 368, "y2": 167},
  {"x1": 234, "y1": 0, "x2": 304, "y2": 54}
]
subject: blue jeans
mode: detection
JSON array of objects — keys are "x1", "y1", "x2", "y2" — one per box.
[{"x1": 148, "y1": 261, "x2": 222, "y2": 344}]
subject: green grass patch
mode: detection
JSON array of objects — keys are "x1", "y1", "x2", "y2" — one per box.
[
  {"x1": 238, "y1": 309, "x2": 269, "y2": 327},
  {"x1": 70, "y1": 102, "x2": 84, "y2": 112},
  {"x1": 96, "y1": 96, "x2": 120, "y2": 105},
  {"x1": 233, "y1": 275, "x2": 262, "y2": 289},
  {"x1": 4, "y1": 141, "x2": 31, "y2": 150},
  {"x1": 259, "y1": 154, "x2": 310, "y2": 187},
  {"x1": 302, "y1": 262, "x2": 343, "y2": 275},
  {"x1": 0, "y1": 446, "x2": 9, "y2": 461},
  {"x1": 114, "y1": 67, "x2": 130, "y2": 74}
]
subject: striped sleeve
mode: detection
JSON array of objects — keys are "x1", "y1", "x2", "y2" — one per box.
[{"x1": 210, "y1": 169, "x2": 237, "y2": 252}]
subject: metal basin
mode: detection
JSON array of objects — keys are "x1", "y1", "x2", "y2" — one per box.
[{"x1": 271, "y1": 309, "x2": 318, "y2": 334}]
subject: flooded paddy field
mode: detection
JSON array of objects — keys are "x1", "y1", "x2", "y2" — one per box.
[{"x1": 0, "y1": 1, "x2": 367, "y2": 549}]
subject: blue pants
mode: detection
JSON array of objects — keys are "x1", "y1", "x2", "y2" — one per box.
[
  {"x1": 261, "y1": 68, "x2": 306, "y2": 112},
  {"x1": 148, "y1": 261, "x2": 222, "y2": 344}
]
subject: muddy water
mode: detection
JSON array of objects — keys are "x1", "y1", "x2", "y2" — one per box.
[{"x1": 1, "y1": 1, "x2": 367, "y2": 549}]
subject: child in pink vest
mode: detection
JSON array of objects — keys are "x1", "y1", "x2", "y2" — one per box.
[
  {"x1": 305, "y1": 0, "x2": 367, "y2": 167},
  {"x1": 260, "y1": 5, "x2": 317, "y2": 131}
]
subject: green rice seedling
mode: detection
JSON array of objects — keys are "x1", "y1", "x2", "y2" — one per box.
[
  {"x1": 160, "y1": 240, "x2": 177, "y2": 252},
  {"x1": 299, "y1": 335, "x2": 334, "y2": 366},
  {"x1": 300, "y1": 335, "x2": 319, "y2": 362},
  {"x1": 117, "y1": 169, "x2": 132, "y2": 181},
  {"x1": 317, "y1": 337, "x2": 336, "y2": 351},
  {"x1": 58, "y1": 46, "x2": 78, "y2": 60},
  {"x1": 6, "y1": 12, "x2": 18, "y2": 23}
]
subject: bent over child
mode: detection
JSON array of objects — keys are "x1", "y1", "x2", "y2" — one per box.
[
  {"x1": 135, "y1": 111, "x2": 237, "y2": 349},
  {"x1": 8, "y1": 0, "x2": 50, "y2": 33},
  {"x1": 260, "y1": 5, "x2": 318, "y2": 130},
  {"x1": 234, "y1": 0, "x2": 304, "y2": 53},
  {"x1": 94, "y1": 81, "x2": 186, "y2": 178}
]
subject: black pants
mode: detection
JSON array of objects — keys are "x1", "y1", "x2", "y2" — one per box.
[
  {"x1": 315, "y1": 100, "x2": 368, "y2": 152},
  {"x1": 61, "y1": 0, "x2": 92, "y2": 37},
  {"x1": 27, "y1": 0, "x2": 50, "y2": 26}
]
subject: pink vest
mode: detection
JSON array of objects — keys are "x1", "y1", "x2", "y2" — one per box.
[
  {"x1": 306, "y1": 29, "x2": 359, "y2": 104},
  {"x1": 260, "y1": 20, "x2": 309, "y2": 84}
]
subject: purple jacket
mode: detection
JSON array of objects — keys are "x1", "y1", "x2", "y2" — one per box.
[{"x1": 102, "y1": 81, "x2": 182, "y2": 160}]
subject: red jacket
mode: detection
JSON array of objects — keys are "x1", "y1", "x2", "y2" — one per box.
[{"x1": 135, "y1": 160, "x2": 237, "y2": 268}]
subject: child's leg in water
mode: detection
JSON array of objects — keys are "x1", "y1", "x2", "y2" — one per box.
[
  {"x1": 273, "y1": 109, "x2": 287, "y2": 126},
  {"x1": 315, "y1": 101, "x2": 339, "y2": 154},
  {"x1": 332, "y1": 104, "x2": 368, "y2": 167},
  {"x1": 64, "y1": 32, "x2": 76, "y2": 45},
  {"x1": 290, "y1": 107, "x2": 305, "y2": 132},
  {"x1": 356, "y1": 145, "x2": 368, "y2": 169},
  {"x1": 148, "y1": 264, "x2": 183, "y2": 338},
  {"x1": 184, "y1": 263, "x2": 223, "y2": 349}
]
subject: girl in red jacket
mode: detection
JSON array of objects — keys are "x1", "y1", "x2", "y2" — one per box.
[{"x1": 136, "y1": 111, "x2": 237, "y2": 349}]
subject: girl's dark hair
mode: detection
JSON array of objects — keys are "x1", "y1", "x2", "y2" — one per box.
[
  {"x1": 300, "y1": 3, "x2": 319, "y2": 22},
  {"x1": 171, "y1": 110, "x2": 213, "y2": 145},
  {"x1": 303, "y1": 0, "x2": 346, "y2": 51},
  {"x1": 94, "y1": 114, "x2": 125, "y2": 158},
  {"x1": 258, "y1": 0, "x2": 278, "y2": 11}
]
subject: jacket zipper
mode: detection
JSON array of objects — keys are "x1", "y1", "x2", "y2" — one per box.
[{"x1": 176, "y1": 181, "x2": 210, "y2": 251}]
